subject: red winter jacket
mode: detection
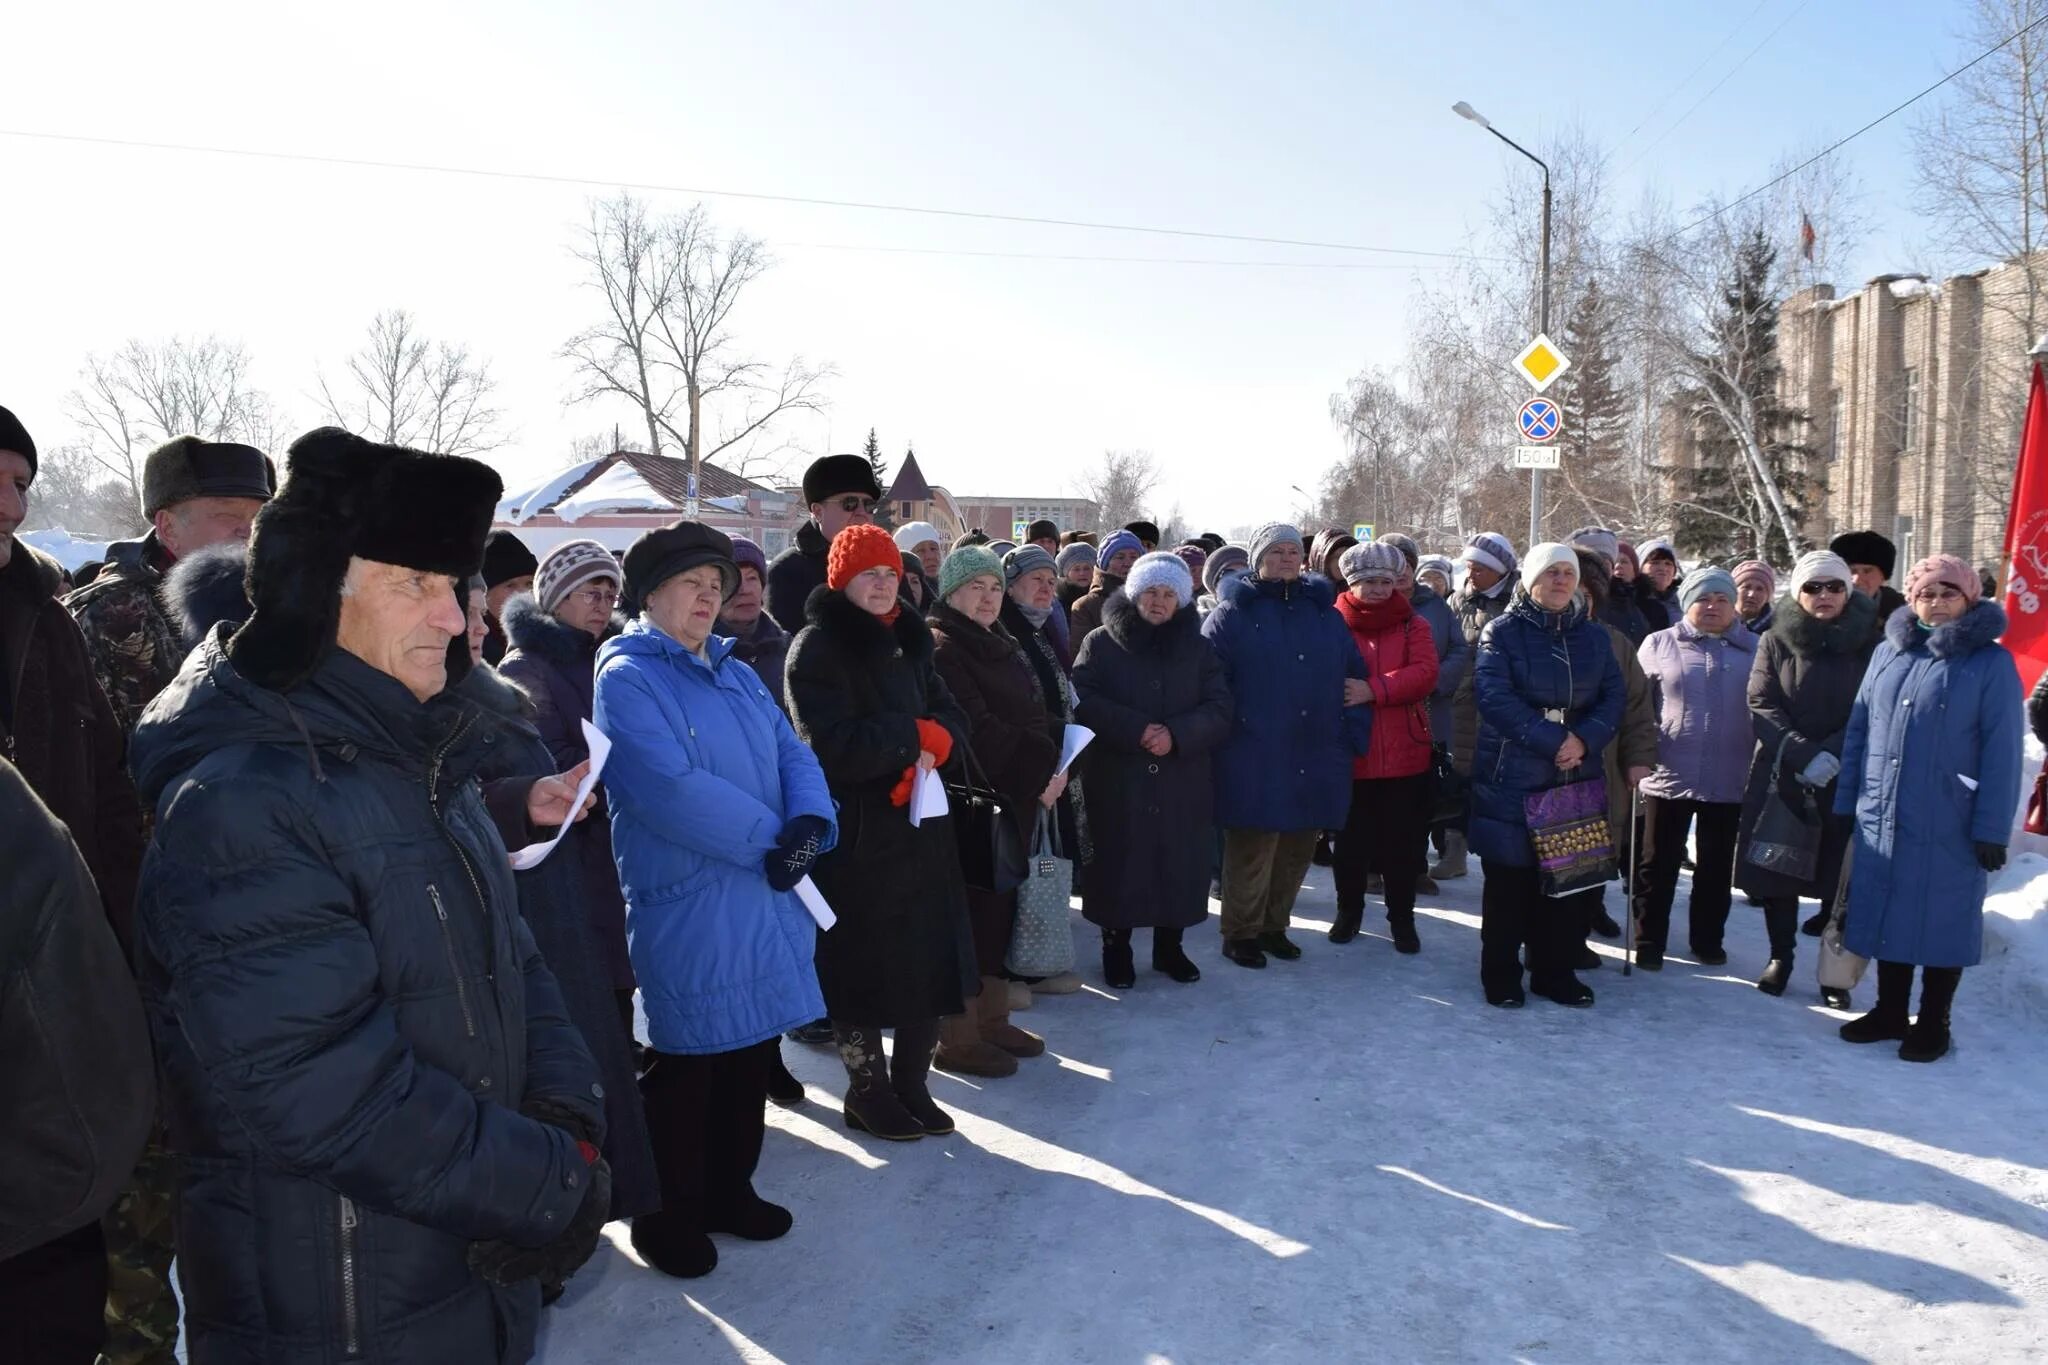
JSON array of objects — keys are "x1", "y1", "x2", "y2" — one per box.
[{"x1": 1335, "y1": 590, "x2": 1438, "y2": 779}]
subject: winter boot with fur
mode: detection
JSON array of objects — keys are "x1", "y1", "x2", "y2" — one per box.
[
  {"x1": 1151, "y1": 926, "x2": 1201, "y2": 983},
  {"x1": 888, "y1": 1018, "x2": 953, "y2": 1135},
  {"x1": 833, "y1": 1023, "x2": 925, "y2": 1140},
  {"x1": 1839, "y1": 961, "x2": 1912, "y2": 1044},
  {"x1": 935, "y1": 1009, "x2": 1018, "y2": 1078},
  {"x1": 1101, "y1": 928, "x2": 1137, "y2": 989},
  {"x1": 1429, "y1": 829, "x2": 1469, "y2": 880},
  {"x1": 979, "y1": 974, "x2": 1045, "y2": 1058}
]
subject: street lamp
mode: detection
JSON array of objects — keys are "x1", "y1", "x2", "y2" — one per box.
[{"x1": 1454, "y1": 100, "x2": 1552, "y2": 551}]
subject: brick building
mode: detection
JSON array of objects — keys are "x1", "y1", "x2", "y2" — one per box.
[
  {"x1": 1665, "y1": 254, "x2": 2041, "y2": 570},
  {"x1": 949, "y1": 494, "x2": 1102, "y2": 542}
]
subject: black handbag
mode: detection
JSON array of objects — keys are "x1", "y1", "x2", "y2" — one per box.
[
  {"x1": 1741, "y1": 735, "x2": 1821, "y2": 884},
  {"x1": 944, "y1": 738, "x2": 1029, "y2": 894}
]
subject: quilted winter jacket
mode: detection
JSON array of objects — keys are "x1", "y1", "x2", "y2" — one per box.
[
  {"x1": 1201, "y1": 572, "x2": 1371, "y2": 831},
  {"x1": 1835, "y1": 602, "x2": 2024, "y2": 968},
  {"x1": 593, "y1": 617, "x2": 837, "y2": 1055},
  {"x1": 1410, "y1": 584, "x2": 1468, "y2": 751},
  {"x1": 129, "y1": 632, "x2": 603, "y2": 1365},
  {"x1": 1449, "y1": 579, "x2": 1514, "y2": 774},
  {"x1": 1333, "y1": 591, "x2": 1437, "y2": 780},
  {"x1": 1469, "y1": 591, "x2": 1625, "y2": 867},
  {"x1": 1636, "y1": 618, "x2": 1760, "y2": 805}
]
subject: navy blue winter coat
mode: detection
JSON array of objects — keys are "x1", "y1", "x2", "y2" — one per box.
[
  {"x1": 1200, "y1": 572, "x2": 1370, "y2": 831},
  {"x1": 130, "y1": 633, "x2": 603, "y2": 1365},
  {"x1": 1836, "y1": 602, "x2": 2024, "y2": 968},
  {"x1": 1411, "y1": 583, "x2": 1469, "y2": 752},
  {"x1": 1469, "y1": 591, "x2": 1626, "y2": 867}
]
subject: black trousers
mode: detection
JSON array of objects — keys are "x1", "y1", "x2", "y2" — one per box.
[
  {"x1": 637, "y1": 1039, "x2": 774, "y2": 1234},
  {"x1": 1632, "y1": 796, "x2": 1741, "y2": 953},
  {"x1": 1479, "y1": 859, "x2": 1600, "y2": 994},
  {"x1": 0, "y1": 1221, "x2": 106, "y2": 1365},
  {"x1": 1333, "y1": 773, "x2": 1432, "y2": 917}
]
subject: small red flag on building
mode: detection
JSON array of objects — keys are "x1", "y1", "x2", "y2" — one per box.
[
  {"x1": 1799, "y1": 210, "x2": 1816, "y2": 263},
  {"x1": 2002, "y1": 360, "x2": 2048, "y2": 694}
]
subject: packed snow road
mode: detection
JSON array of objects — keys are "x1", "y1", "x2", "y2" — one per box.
[{"x1": 544, "y1": 865, "x2": 2048, "y2": 1364}]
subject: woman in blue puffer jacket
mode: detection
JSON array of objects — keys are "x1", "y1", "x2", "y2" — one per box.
[
  {"x1": 1470, "y1": 544, "x2": 1624, "y2": 1009},
  {"x1": 1202, "y1": 523, "x2": 1371, "y2": 970},
  {"x1": 593, "y1": 523, "x2": 837, "y2": 1282},
  {"x1": 1629, "y1": 566, "x2": 1759, "y2": 971},
  {"x1": 1833, "y1": 555, "x2": 2022, "y2": 1063}
]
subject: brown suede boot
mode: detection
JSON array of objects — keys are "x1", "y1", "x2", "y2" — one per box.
[
  {"x1": 934, "y1": 1009, "x2": 1018, "y2": 1077},
  {"x1": 978, "y1": 974, "x2": 1045, "y2": 1058}
]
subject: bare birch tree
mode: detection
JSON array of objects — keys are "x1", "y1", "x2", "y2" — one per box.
[
  {"x1": 317, "y1": 310, "x2": 503, "y2": 456},
  {"x1": 1074, "y1": 450, "x2": 1160, "y2": 534},
  {"x1": 66, "y1": 335, "x2": 284, "y2": 532},
  {"x1": 563, "y1": 194, "x2": 832, "y2": 503}
]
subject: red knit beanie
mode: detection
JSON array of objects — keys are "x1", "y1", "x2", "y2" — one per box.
[{"x1": 827, "y1": 523, "x2": 903, "y2": 591}]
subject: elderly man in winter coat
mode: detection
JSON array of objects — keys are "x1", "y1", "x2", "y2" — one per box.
[
  {"x1": 1630, "y1": 566, "x2": 1760, "y2": 970},
  {"x1": 765, "y1": 454, "x2": 883, "y2": 633},
  {"x1": 129, "y1": 429, "x2": 611, "y2": 1365},
  {"x1": 1830, "y1": 529, "x2": 1908, "y2": 624}
]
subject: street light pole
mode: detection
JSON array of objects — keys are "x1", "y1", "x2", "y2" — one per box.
[{"x1": 1454, "y1": 101, "x2": 1552, "y2": 551}]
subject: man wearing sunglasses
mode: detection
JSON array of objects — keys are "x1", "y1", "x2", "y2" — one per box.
[{"x1": 765, "y1": 454, "x2": 883, "y2": 633}]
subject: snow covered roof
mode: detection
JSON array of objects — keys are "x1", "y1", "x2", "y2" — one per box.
[
  {"x1": 498, "y1": 451, "x2": 779, "y2": 525},
  {"x1": 1887, "y1": 277, "x2": 1939, "y2": 302}
]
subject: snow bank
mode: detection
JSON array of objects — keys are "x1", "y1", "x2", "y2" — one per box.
[
  {"x1": 18, "y1": 527, "x2": 110, "y2": 571},
  {"x1": 1887, "y1": 276, "x2": 1938, "y2": 301}
]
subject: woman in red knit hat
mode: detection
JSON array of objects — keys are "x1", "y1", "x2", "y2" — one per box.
[{"x1": 784, "y1": 523, "x2": 979, "y2": 1140}]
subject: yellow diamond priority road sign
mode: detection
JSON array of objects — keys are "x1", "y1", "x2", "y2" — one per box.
[{"x1": 1512, "y1": 333, "x2": 1571, "y2": 394}]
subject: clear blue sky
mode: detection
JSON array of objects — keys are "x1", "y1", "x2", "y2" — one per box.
[{"x1": 0, "y1": 0, "x2": 1969, "y2": 530}]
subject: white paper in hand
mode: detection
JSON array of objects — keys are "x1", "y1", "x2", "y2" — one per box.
[
  {"x1": 1057, "y1": 724, "x2": 1095, "y2": 776},
  {"x1": 794, "y1": 875, "x2": 838, "y2": 930},
  {"x1": 908, "y1": 767, "x2": 950, "y2": 828},
  {"x1": 508, "y1": 720, "x2": 611, "y2": 870}
]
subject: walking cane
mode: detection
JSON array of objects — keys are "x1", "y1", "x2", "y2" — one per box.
[{"x1": 1622, "y1": 785, "x2": 1638, "y2": 977}]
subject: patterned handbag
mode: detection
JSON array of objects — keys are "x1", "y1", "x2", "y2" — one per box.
[
  {"x1": 1524, "y1": 777, "x2": 1617, "y2": 898},
  {"x1": 1005, "y1": 809, "x2": 1075, "y2": 978}
]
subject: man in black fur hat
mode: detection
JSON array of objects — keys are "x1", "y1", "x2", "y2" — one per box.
[
  {"x1": 128, "y1": 428, "x2": 611, "y2": 1364},
  {"x1": 764, "y1": 452, "x2": 881, "y2": 633},
  {"x1": 1829, "y1": 528, "x2": 1908, "y2": 623}
]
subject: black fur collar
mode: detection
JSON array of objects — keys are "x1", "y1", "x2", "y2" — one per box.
[
  {"x1": 805, "y1": 582, "x2": 934, "y2": 663},
  {"x1": 1884, "y1": 597, "x2": 2008, "y2": 658},
  {"x1": 926, "y1": 600, "x2": 1018, "y2": 660},
  {"x1": 1772, "y1": 588, "x2": 1876, "y2": 657},
  {"x1": 1103, "y1": 588, "x2": 1197, "y2": 650},
  {"x1": 502, "y1": 591, "x2": 604, "y2": 668}
]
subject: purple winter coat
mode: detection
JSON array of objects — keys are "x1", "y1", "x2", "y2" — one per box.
[{"x1": 1637, "y1": 617, "x2": 1759, "y2": 805}]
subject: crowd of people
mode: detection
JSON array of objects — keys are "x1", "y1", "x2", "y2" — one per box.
[{"x1": 0, "y1": 408, "x2": 2036, "y2": 1364}]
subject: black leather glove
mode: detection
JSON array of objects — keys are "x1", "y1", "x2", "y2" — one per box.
[
  {"x1": 467, "y1": 1155, "x2": 612, "y2": 1288},
  {"x1": 764, "y1": 815, "x2": 831, "y2": 892},
  {"x1": 1976, "y1": 842, "x2": 2007, "y2": 872}
]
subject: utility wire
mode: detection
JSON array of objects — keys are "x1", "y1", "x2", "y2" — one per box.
[
  {"x1": 1624, "y1": 0, "x2": 1812, "y2": 171},
  {"x1": 0, "y1": 125, "x2": 1473, "y2": 261},
  {"x1": 1614, "y1": 0, "x2": 1772, "y2": 150},
  {"x1": 783, "y1": 242, "x2": 1464, "y2": 269},
  {"x1": 1670, "y1": 7, "x2": 2048, "y2": 241}
]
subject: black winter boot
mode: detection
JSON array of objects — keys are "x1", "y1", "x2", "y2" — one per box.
[
  {"x1": 1801, "y1": 907, "x2": 1830, "y2": 937},
  {"x1": 1257, "y1": 930, "x2": 1302, "y2": 961},
  {"x1": 1530, "y1": 973, "x2": 1595, "y2": 1008},
  {"x1": 1151, "y1": 927, "x2": 1201, "y2": 983},
  {"x1": 1222, "y1": 937, "x2": 1268, "y2": 969},
  {"x1": 833, "y1": 1023, "x2": 924, "y2": 1141},
  {"x1": 1840, "y1": 961, "x2": 1912, "y2": 1043},
  {"x1": 1899, "y1": 966, "x2": 1959, "y2": 1062},
  {"x1": 1328, "y1": 905, "x2": 1363, "y2": 944},
  {"x1": 631, "y1": 1215, "x2": 717, "y2": 1279},
  {"x1": 1756, "y1": 958, "x2": 1794, "y2": 996},
  {"x1": 1387, "y1": 910, "x2": 1421, "y2": 955},
  {"x1": 766, "y1": 1045, "x2": 805, "y2": 1107},
  {"x1": 1102, "y1": 928, "x2": 1136, "y2": 989},
  {"x1": 888, "y1": 1018, "x2": 953, "y2": 1135}
]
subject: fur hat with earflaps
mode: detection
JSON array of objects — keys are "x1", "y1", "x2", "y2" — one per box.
[{"x1": 228, "y1": 427, "x2": 504, "y2": 691}]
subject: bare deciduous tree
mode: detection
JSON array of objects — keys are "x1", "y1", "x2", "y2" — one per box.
[
  {"x1": 318, "y1": 310, "x2": 503, "y2": 456},
  {"x1": 1074, "y1": 450, "x2": 1160, "y2": 534},
  {"x1": 66, "y1": 335, "x2": 284, "y2": 534},
  {"x1": 563, "y1": 194, "x2": 832, "y2": 505}
]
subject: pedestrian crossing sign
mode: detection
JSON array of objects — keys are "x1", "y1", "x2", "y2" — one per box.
[{"x1": 1353, "y1": 523, "x2": 1374, "y2": 541}]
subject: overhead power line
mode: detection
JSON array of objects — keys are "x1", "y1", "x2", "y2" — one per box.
[
  {"x1": 1624, "y1": 0, "x2": 1812, "y2": 171},
  {"x1": 0, "y1": 125, "x2": 1474, "y2": 261},
  {"x1": 1614, "y1": 0, "x2": 1772, "y2": 150},
  {"x1": 1672, "y1": 7, "x2": 2048, "y2": 240},
  {"x1": 785, "y1": 242, "x2": 1465, "y2": 269}
]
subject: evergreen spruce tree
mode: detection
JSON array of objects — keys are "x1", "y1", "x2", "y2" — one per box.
[
  {"x1": 1552, "y1": 277, "x2": 1629, "y2": 531},
  {"x1": 862, "y1": 428, "x2": 894, "y2": 529},
  {"x1": 1669, "y1": 229, "x2": 1813, "y2": 564}
]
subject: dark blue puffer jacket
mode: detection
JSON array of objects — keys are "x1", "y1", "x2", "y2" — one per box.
[
  {"x1": 1201, "y1": 572, "x2": 1370, "y2": 831},
  {"x1": 1469, "y1": 590, "x2": 1625, "y2": 867},
  {"x1": 130, "y1": 632, "x2": 604, "y2": 1365}
]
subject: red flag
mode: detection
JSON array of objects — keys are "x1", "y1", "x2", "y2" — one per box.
[
  {"x1": 2002, "y1": 361, "x2": 2048, "y2": 693},
  {"x1": 1799, "y1": 211, "x2": 1816, "y2": 263}
]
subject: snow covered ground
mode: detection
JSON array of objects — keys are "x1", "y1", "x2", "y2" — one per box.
[{"x1": 545, "y1": 858, "x2": 2048, "y2": 1365}]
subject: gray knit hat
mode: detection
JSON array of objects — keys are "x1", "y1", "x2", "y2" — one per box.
[
  {"x1": 535, "y1": 538, "x2": 620, "y2": 613},
  {"x1": 1003, "y1": 544, "x2": 1057, "y2": 584},
  {"x1": 1460, "y1": 531, "x2": 1518, "y2": 577},
  {"x1": 1055, "y1": 541, "x2": 1098, "y2": 574},
  {"x1": 1567, "y1": 525, "x2": 1620, "y2": 566},
  {"x1": 1202, "y1": 544, "x2": 1250, "y2": 595},
  {"x1": 938, "y1": 544, "x2": 1005, "y2": 602},
  {"x1": 1124, "y1": 551, "x2": 1194, "y2": 607},
  {"x1": 1375, "y1": 531, "x2": 1420, "y2": 570},
  {"x1": 1249, "y1": 522, "x2": 1304, "y2": 574},
  {"x1": 1339, "y1": 541, "x2": 1406, "y2": 585}
]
